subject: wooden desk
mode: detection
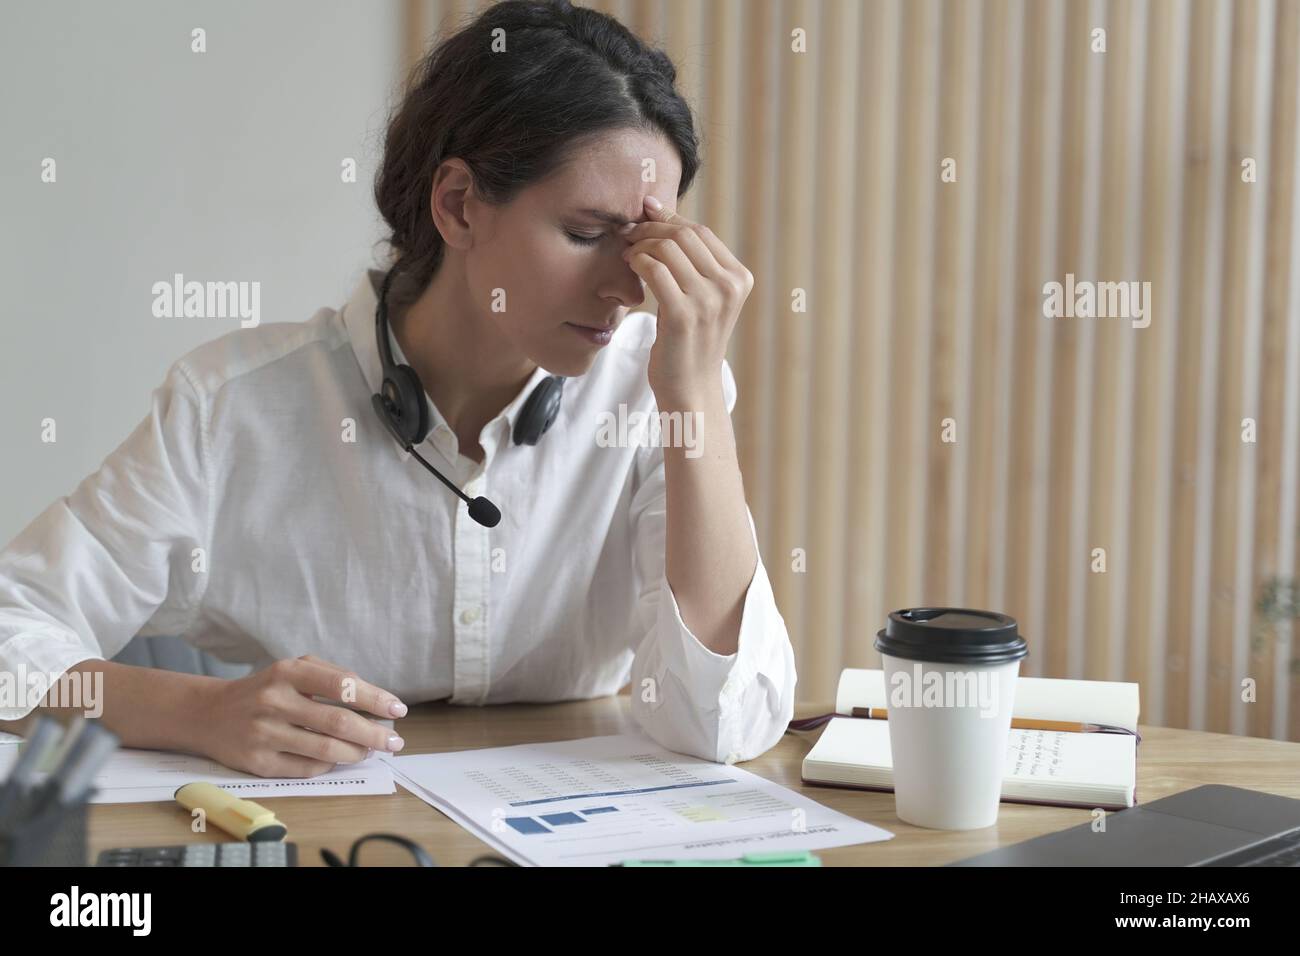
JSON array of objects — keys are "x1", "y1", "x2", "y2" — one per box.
[{"x1": 88, "y1": 697, "x2": 1300, "y2": 866}]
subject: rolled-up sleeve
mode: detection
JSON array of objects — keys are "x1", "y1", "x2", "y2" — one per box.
[
  {"x1": 0, "y1": 362, "x2": 210, "y2": 720},
  {"x1": 625, "y1": 359, "x2": 797, "y2": 763}
]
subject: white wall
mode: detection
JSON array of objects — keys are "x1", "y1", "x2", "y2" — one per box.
[{"x1": 0, "y1": 0, "x2": 404, "y2": 542}]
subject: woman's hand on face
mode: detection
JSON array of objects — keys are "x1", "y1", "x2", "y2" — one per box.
[
  {"x1": 193, "y1": 654, "x2": 408, "y2": 778},
  {"x1": 619, "y1": 196, "x2": 754, "y2": 405}
]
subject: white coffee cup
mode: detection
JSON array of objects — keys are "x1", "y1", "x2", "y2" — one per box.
[{"x1": 874, "y1": 609, "x2": 1028, "y2": 830}]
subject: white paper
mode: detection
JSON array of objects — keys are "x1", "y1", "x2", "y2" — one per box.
[
  {"x1": 80, "y1": 748, "x2": 396, "y2": 803},
  {"x1": 0, "y1": 730, "x2": 396, "y2": 803},
  {"x1": 380, "y1": 732, "x2": 893, "y2": 867}
]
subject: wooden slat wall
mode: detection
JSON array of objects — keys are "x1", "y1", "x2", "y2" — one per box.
[{"x1": 405, "y1": 0, "x2": 1300, "y2": 740}]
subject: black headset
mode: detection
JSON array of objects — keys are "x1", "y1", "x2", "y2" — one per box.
[{"x1": 370, "y1": 264, "x2": 565, "y2": 527}]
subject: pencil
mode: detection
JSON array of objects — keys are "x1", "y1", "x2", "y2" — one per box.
[{"x1": 849, "y1": 706, "x2": 1122, "y2": 734}]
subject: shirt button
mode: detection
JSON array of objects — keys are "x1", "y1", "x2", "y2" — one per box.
[
  {"x1": 724, "y1": 752, "x2": 741, "y2": 765},
  {"x1": 459, "y1": 607, "x2": 481, "y2": 625}
]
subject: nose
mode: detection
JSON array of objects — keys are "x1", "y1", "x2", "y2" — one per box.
[{"x1": 606, "y1": 257, "x2": 646, "y2": 309}]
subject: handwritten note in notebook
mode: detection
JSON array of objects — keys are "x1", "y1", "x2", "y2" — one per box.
[{"x1": 802, "y1": 717, "x2": 1136, "y2": 810}]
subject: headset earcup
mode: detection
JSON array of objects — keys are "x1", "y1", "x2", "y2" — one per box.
[
  {"x1": 389, "y1": 364, "x2": 429, "y2": 446},
  {"x1": 513, "y1": 376, "x2": 565, "y2": 446}
]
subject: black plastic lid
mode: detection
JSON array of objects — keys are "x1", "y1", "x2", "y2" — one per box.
[{"x1": 873, "y1": 607, "x2": 1028, "y2": 665}]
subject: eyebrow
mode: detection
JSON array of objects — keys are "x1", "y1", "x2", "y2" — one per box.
[{"x1": 574, "y1": 208, "x2": 636, "y2": 226}]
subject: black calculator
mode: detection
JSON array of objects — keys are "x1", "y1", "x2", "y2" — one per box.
[{"x1": 97, "y1": 842, "x2": 298, "y2": 866}]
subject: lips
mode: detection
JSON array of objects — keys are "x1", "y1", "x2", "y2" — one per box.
[
  {"x1": 565, "y1": 307, "x2": 623, "y2": 339},
  {"x1": 565, "y1": 322, "x2": 616, "y2": 347}
]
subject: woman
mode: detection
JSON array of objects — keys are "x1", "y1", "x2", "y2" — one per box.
[{"x1": 0, "y1": 0, "x2": 796, "y2": 777}]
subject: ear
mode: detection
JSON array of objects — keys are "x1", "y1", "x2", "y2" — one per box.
[{"x1": 430, "y1": 159, "x2": 476, "y2": 251}]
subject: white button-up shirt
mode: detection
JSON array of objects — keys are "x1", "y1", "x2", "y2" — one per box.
[{"x1": 0, "y1": 269, "x2": 797, "y2": 763}]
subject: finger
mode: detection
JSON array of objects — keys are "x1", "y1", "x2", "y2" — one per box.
[
  {"x1": 624, "y1": 248, "x2": 685, "y2": 312},
  {"x1": 686, "y1": 223, "x2": 747, "y2": 276},
  {"x1": 617, "y1": 197, "x2": 684, "y2": 239},
  {"x1": 622, "y1": 222, "x2": 728, "y2": 285},
  {"x1": 299, "y1": 654, "x2": 341, "y2": 668},
  {"x1": 262, "y1": 752, "x2": 337, "y2": 779},
  {"x1": 274, "y1": 723, "x2": 371, "y2": 766},
  {"x1": 298, "y1": 655, "x2": 370, "y2": 711},
  {"x1": 643, "y1": 194, "x2": 680, "y2": 225},
  {"x1": 284, "y1": 657, "x2": 406, "y2": 719},
  {"x1": 284, "y1": 695, "x2": 405, "y2": 753},
  {"x1": 623, "y1": 237, "x2": 709, "y2": 299},
  {"x1": 613, "y1": 194, "x2": 683, "y2": 239},
  {"x1": 623, "y1": 216, "x2": 747, "y2": 286},
  {"x1": 297, "y1": 656, "x2": 379, "y2": 714}
]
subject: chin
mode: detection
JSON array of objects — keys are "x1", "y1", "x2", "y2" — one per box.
[
  {"x1": 530, "y1": 335, "x2": 603, "y2": 377},
  {"x1": 547, "y1": 352, "x2": 599, "y2": 377}
]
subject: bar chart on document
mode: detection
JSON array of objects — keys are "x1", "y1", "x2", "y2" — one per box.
[
  {"x1": 478, "y1": 751, "x2": 751, "y2": 833},
  {"x1": 382, "y1": 733, "x2": 892, "y2": 866}
]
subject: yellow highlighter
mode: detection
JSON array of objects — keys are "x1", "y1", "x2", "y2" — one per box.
[{"x1": 174, "y1": 782, "x2": 288, "y2": 842}]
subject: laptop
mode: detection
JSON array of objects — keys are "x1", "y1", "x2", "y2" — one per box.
[{"x1": 950, "y1": 785, "x2": 1300, "y2": 866}]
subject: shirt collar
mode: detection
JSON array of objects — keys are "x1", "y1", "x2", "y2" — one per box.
[{"x1": 342, "y1": 267, "x2": 556, "y2": 462}]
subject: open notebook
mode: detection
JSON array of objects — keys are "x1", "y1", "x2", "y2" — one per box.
[{"x1": 800, "y1": 669, "x2": 1140, "y2": 810}]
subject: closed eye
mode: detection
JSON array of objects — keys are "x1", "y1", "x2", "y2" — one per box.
[{"x1": 565, "y1": 230, "x2": 603, "y2": 246}]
